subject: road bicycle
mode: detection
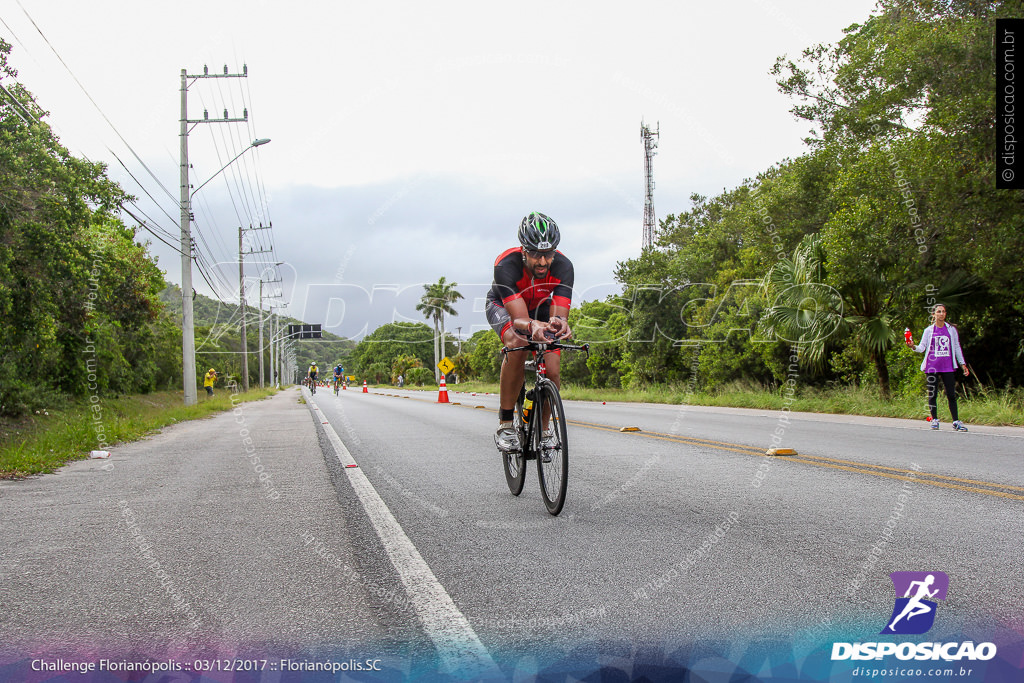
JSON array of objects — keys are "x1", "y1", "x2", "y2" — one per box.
[
  {"x1": 334, "y1": 377, "x2": 341, "y2": 395},
  {"x1": 500, "y1": 339, "x2": 589, "y2": 516},
  {"x1": 309, "y1": 377, "x2": 317, "y2": 394}
]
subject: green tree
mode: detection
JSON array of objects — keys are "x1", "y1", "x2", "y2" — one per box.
[
  {"x1": 467, "y1": 329, "x2": 503, "y2": 382},
  {"x1": 0, "y1": 39, "x2": 172, "y2": 414},
  {"x1": 349, "y1": 322, "x2": 433, "y2": 378},
  {"x1": 764, "y1": 234, "x2": 908, "y2": 398},
  {"x1": 451, "y1": 352, "x2": 472, "y2": 382},
  {"x1": 391, "y1": 354, "x2": 422, "y2": 384},
  {"x1": 416, "y1": 277, "x2": 463, "y2": 380},
  {"x1": 405, "y1": 367, "x2": 435, "y2": 386},
  {"x1": 772, "y1": 0, "x2": 1024, "y2": 384}
]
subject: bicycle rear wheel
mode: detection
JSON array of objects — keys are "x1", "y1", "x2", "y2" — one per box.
[
  {"x1": 536, "y1": 380, "x2": 568, "y2": 515},
  {"x1": 502, "y1": 389, "x2": 527, "y2": 496}
]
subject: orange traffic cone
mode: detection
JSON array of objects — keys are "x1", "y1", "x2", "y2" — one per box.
[
  {"x1": 342, "y1": 381, "x2": 347, "y2": 390},
  {"x1": 362, "y1": 380, "x2": 368, "y2": 393},
  {"x1": 437, "y1": 373, "x2": 449, "y2": 403}
]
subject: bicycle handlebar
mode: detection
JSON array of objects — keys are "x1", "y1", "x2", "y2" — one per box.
[{"x1": 501, "y1": 340, "x2": 590, "y2": 357}]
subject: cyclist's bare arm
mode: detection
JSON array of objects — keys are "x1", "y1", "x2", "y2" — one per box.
[
  {"x1": 504, "y1": 298, "x2": 570, "y2": 343},
  {"x1": 503, "y1": 298, "x2": 544, "y2": 343}
]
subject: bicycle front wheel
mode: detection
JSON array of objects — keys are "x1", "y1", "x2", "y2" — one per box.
[
  {"x1": 503, "y1": 389, "x2": 527, "y2": 496},
  {"x1": 536, "y1": 381, "x2": 568, "y2": 515}
]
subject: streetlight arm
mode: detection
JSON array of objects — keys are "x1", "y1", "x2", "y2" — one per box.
[{"x1": 189, "y1": 138, "x2": 270, "y2": 200}]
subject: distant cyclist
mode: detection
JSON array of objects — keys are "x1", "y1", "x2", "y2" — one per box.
[
  {"x1": 486, "y1": 212, "x2": 574, "y2": 453},
  {"x1": 333, "y1": 363, "x2": 344, "y2": 391},
  {"x1": 308, "y1": 362, "x2": 319, "y2": 392}
]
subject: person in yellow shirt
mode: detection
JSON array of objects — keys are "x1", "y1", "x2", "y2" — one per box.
[{"x1": 203, "y1": 368, "x2": 218, "y2": 397}]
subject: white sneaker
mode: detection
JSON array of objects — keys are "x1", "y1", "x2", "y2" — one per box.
[
  {"x1": 540, "y1": 429, "x2": 557, "y2": 462},
  {"x1": 952, "y1": 420, "x2": 969, "y2": 432},
  {"x1": 494, "y1": 422, "x2": 521, "y2": 452}
]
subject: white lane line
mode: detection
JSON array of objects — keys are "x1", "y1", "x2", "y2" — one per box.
[{"x1": 307, "y1": 392, "x2": 497, "y2": 675}]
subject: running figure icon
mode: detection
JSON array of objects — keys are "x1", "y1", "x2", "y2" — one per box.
[
  {"x1": 881, "y1": 571, "x2": 949, "y2": 635},
  {"x1": 887, "y1": 575, "x2": 938, "y2": 631}
]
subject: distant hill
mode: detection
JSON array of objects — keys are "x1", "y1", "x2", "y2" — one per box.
[{"x1": 159, "y1": 285, "x2": 356, "y2": 373}]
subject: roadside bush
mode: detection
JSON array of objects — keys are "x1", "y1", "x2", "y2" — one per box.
[{"x1": 406, "y1": 367, "x2": 434, "y2": 386}]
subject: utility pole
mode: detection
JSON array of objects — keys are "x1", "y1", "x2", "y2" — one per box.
[
  {"x1": 238, "y1": 224, "x2": 272, "y2": 392},
  {"x1": 180, "y1": 64, "x2": 250, "y2": 405},
  {"x1": 269, "y1": 305, "x2": 280, "y2": 387},
  {"x1": 641, "y1": 119, "x2": 659, "y2": 250},
  {"x1": 272, "y1": 304, "x2": 289, "y2": 388},
  {"x1": 258, "y1": 279, "x2": 263, "y2": 388},
  {"x1": 259, "y1": 274, "x2": 282, "y2": 388}
]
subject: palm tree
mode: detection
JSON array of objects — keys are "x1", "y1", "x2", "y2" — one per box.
[
  {"x1": 763, "y1": 234, "x2": 904, "y2": 398},
  {"x1": 761, "y1": 234, "x2": 844, "y2": 371},
  {"x1": 416, "y1": 277, "x2": 464, "y2": 380},
  {"x1": 766, "y1": 248, "x2": 981, "y2": 399}
]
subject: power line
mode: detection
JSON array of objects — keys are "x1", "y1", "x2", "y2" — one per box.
[
  {"x1": 4, "y1": 10, "x2": 282, "y2": 351},
  {"x1": 0, "y1": 62, "x2": 184, "y2": 261},
  {"x1": 243, "y1": 74, "x2": 272, "y2": 224},
  {"x1": 15, "y1": 1, "x2": 178, "y2": 204},
  {"x1": 10, "y1": 3, "x2": 272, "y2": 308},
  {"x1": 0, "y1": 81, "x2": 33, "y2": 124},
  {"x1": 122, "y1": 199, "x2": 180, "y2": 245},
  {"x1": 119, "y1": 204, "x2": 185, "y2": 256},
  {"x1": 109, "y1": 148, "x2": 181, "y2": 228}
]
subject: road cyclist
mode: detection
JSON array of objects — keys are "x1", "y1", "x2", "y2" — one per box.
[
  {"x1": 486, "y1": 212, "x2": 590, "y2": 514},
  {"x1": 333, "y1": 363, "x2": 344, "y2": 394},
  {"x1": 308, "y1": 361, "x2": 319, "y2": 395},
  {"x1": 487, "y1": 211, "x2": 574, "y2": 453}
]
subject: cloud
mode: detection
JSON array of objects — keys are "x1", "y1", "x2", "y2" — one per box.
[{"x1": 251, "y1": 173, "x2": 686, "y2": 339}]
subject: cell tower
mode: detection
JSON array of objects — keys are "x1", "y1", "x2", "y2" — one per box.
[{"x1": 641, "y1": 119, "x2": 659, "y2": 249}]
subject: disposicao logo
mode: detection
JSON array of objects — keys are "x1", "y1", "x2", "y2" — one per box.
[
  {"x1": 831, "y1": 571, "x2": 997, "y2": 662},
  {"x1": 881, "y1": 571, "x2": 948, "y2": 635}
]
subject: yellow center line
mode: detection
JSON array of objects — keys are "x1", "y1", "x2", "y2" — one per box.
[
  {"x1": 615, "y1": 427, "x2": 1023, "y2": 501},
  {"x1": 795, "y1": 453, "x2": 1024, "y2": 493},
  {"x1": 585, "y1": 427, "x2": 764, "y2": 456},
  {"x1": 571, "y1": 421, "x2": 765, "y2": 453},
  {"x1": 779, "y1": 457, "x2": 1024, "y2": 502},
  {"x1": 626, "y1": 430, "x2": 1024, "y2": 495},
  {"x1": 376, "y1": 393, "x2": 1024, "y2": 501}
]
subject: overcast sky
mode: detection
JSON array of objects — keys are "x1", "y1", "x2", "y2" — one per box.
[{"x1": 1, "y1": 0, "x2": 879, "y2": 340}]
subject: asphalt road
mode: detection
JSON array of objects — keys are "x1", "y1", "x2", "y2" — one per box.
[
  {"x1": 0, "y1": 391, "x2": 428, "y2": 665},
  {"x1": 311, "y1": 385, "x2": 1024, "y2": 666},
  {"x1": 2, "y1": 385, "x2": 1021, "y2": 679}
]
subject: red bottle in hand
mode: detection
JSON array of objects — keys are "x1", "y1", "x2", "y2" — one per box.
[{"x1": 904, "y1": 328, "x2": 913, "y2": 344}]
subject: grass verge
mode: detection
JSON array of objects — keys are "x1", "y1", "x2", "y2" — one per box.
[{"x1": 0, "y1": 387, "x2": 280, "y2": 479}]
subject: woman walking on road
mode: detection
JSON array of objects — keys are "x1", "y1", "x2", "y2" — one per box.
[{"x1": 907, "y1": 304, "x2": 970, "y2": 432}]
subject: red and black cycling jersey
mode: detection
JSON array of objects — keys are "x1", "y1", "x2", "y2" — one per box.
[{"x1": 486, "y1": 247, "x2": 574, "y2": 313}]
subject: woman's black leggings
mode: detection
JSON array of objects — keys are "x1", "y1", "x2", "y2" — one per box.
[{"x1": 926, "y1": 372, "x2": 958, "y2": 421}]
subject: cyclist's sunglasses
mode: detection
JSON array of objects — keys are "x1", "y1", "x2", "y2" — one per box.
[{"x1": 524, "y1": 249, "x2": 555, "y2": 260}]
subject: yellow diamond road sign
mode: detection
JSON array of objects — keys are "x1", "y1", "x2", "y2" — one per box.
[{"x1": 437, "y1": 357, "x2": 454, "y2": 375}]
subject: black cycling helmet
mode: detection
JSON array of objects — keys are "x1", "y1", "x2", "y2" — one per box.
[{"x1": 518, "y1": 212, "x2": 560, "y2": 252}]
